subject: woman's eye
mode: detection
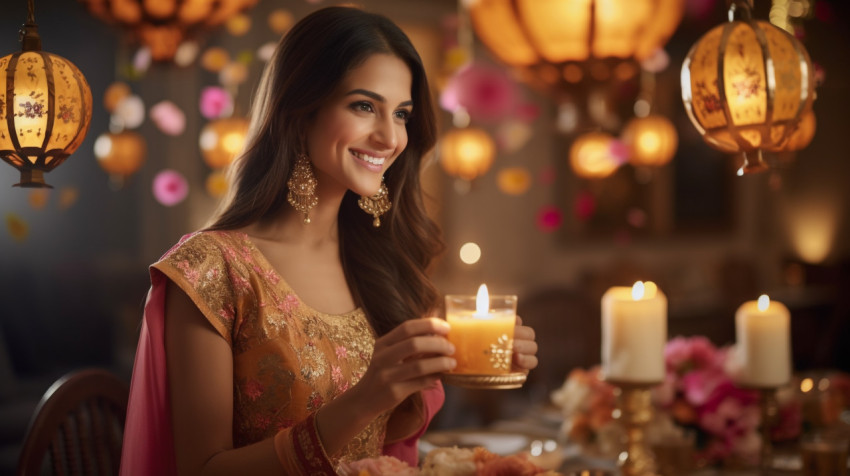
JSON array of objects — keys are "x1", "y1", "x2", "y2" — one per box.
[
  {"x1": 352, "y1": 101, "x2": 374, "y2": 113},
  {"x1": 394, "y1": 110, "x2": 411, "y2": 123}
]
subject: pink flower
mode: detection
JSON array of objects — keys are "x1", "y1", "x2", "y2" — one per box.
[
  {"x1": 335, "y1": 345, "x2": 348, "y2": 360},
  {"x1": 150, "y1": 101, "x2": 186, "y2": 136},
  {"x1": 244, "y1": 379, "x2": 264, "y2": 400},
  {"x1": 448, "y1": 62, "x2": 518, "y2": 123},
  {"x1": 199, "y1": 86, "x2": 233, "y2": 119},
  {"x1": 152, "y1": 169, "x2": 188, "y2": 206}
]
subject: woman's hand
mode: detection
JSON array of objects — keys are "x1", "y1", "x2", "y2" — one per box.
[
  {"x1": 351, "y1": 317, "x2": 456, "y2": 418},
  {"x1": 512, "y1": 315, "x2": 539, "y2": 372}
]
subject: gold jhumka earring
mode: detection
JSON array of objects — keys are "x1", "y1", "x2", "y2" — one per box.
[
  {"x1": 287, "y1": 154, "x2": 318, "y2": 224},
  {"x1": 358, "y1": 179, "x2": 391, "y2": 227}
]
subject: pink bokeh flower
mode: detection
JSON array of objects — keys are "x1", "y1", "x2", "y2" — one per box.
[
  {"x1": 444, "y1": 62, "x2": 519, "y2": 123},
  {"x1": 150, "y1": 101, "x2": 186, "y2": 136},
  {"x1": 152, "y1": 169, "x2": 189, "y2": 206},
  {"x1": 199, "y1": 86, "x2": 234, "y2": 120}
]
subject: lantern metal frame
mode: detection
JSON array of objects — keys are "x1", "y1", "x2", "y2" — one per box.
[
  {"x1": 680, "y1": 0, "x2": 815, "y2": 175},
  {"x1": 0, "y1": 0, "x2": 92, "y2": 188}
]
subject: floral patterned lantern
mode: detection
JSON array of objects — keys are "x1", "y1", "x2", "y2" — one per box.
[
  {"x1": 79, "y1": 0, "x2": 258, "y2": 61},
  {"x1": 199, "y1": 117, "x2": 249, "y2": 169},
  {"x1": 439, "y1": 127, "x2": 496, "y2": 181},
  {"x1": 680, "y1": 0, "x2": 815, "y2": 174},
  {"x1": 469, "y1": 0, "x2": 684, "y2": 94},
  {"x1": 0, "y1": 12, "x2": 92, "y2": 188},
  {"x1": 569, "y1": 132, "x2": 620, "y2": 179},
  {"x1": 621, "y1": 115, "x2": 678, "y2": 167}
]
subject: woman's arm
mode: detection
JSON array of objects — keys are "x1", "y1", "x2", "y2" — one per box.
[{"x1": 165, "y1": 281, "x2": 456, "y2": 475}]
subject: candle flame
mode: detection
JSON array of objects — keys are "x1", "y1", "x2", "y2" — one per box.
[
  {"x1": 475, "y1": 284, "x2": 489, "y2": 316},
  {"x1": 757, "y1": 294, "x2": 770, "y2": 312},
  {"x1": 631, "y1": 281, "x2": 645, "y2": 300}
]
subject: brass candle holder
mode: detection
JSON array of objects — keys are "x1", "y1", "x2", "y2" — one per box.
[
  {"x1": 758, "y1": 386, "x2": 780, "y2": 475},
  {"x1": 609, "y1": 380, "x2": 661, "y2": 476}
]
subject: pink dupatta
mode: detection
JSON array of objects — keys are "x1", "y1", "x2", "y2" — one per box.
[{"x1": 120, "y1": 266, "x2": 444, "y2": 474}]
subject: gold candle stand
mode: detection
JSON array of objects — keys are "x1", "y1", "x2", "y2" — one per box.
[
  {"x1": 609, "y1": 381, "x2": 661, "y2": 476},
  {"x1": 758, "y1": 387, "x2": 780, "y2": 475}
]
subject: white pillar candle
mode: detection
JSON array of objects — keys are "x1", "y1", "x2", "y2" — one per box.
[
  {"x1": 734, "y1": 295, "x2": 791, "y2": 387},
  {"x1": 601, "y1": 281, "x2": 667, "y2": 384}
]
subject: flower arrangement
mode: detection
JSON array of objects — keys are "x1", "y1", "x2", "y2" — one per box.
[{"x1": 551, "y1": 336, "x2": 803, "y2": 468}]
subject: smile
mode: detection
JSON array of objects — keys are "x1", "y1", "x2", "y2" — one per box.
[{"x1": 351, "y1": 150, "x2": 386, "y2": 166}]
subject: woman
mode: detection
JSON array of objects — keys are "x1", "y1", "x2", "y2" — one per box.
[{"x1": 120, "y1": 6, "x2": 538, "y2": 475}]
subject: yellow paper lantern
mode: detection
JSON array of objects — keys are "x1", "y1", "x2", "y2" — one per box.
[
  {"x1": 0, "y1": 20, "x2": 93, "y2": 188},
  {"x1": 79, "y1": 0, "x2": 258, "y2": 61},
  {"x1": 680, "y1": 0, "x2": 815, "y2": 174},
  {"x1": 199, "y1": 117, "x2": 249, "y2": 169},
  {"x1": 569, "y1": 132, "x2": 620, "y2": 179},
  {"x1": 94, "y1": 131, "x2": 147, "y2": 178},
  {"x1": 439, "y1": 127, "x2": 496, "y2": 181},
  {"x1": 469, "y1": 0, "x2": 684, "y2": 93},
  {"x1": 621, "y1": 115, "x2": 678, "y2": 167}
]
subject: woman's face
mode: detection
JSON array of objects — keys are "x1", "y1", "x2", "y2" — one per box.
[{"x1": 305, "y1": 53, "x2": 413, "y2": 198}]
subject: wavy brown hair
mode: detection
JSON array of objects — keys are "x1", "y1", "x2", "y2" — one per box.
[{"x1": 206, "y1": 6, "x2": 443, "y2": 336}]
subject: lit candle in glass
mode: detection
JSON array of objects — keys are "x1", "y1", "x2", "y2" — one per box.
[
  {"x1": 445, "y1": 284, "x2": 517, "y2": 375},
  {"x1": 601, "y1": 281, "x2": 667, "y2": 384},
  {"x1": 734, "y1": 294, "x2": 791, "y2": 387}
]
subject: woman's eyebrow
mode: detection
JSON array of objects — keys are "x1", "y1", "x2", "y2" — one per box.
[{"x1": 346, "y1": 88, "x2": 413, "y2": 108}]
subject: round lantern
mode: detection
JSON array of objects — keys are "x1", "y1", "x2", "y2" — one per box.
[
  {"x1": 439, "y1": 127, "x2": 496, "y2": 181},
  {"x1": 199, "y1": 117, "x2": 249, "y2": 169},
  {"x1": 94, "y1": 131, "x2": 147, "y2": 179},
  {"x1": 680, "y1": 0, "x2": 815, "y2": 174},
  {"x1": 469, "y1": 0, "x2": 684, "y2": 94},
  {"x1": 569, "y1": 132, "x2": 621, "y2": 179},
  {"x1": 783, "y1": 109, "x2": 816, "y2": 152},
  {"x1": 79, "y1": 0, "x2": 258, "y2": 61},
  {"x1": 0, "y1": 22, "x2": 92, "y2": 188},
  {"x1": 621, "y1": 114, "x2": 678, "y2": 167}
]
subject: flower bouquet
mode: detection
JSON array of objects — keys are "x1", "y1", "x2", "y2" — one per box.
[{"x1": 550, "y1": 336, "x2": 802, "y2": 468}]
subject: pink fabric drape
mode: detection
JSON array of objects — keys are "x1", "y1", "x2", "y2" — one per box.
[
  {"x1": 119, "y1": 267, "x2": 444, "y2": 473},
  {"x1": 120, "y1": 270, "x2": 177, "y2": 476}
]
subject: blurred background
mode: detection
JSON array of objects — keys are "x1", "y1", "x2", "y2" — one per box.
[{"x1": 0, "y1": 0, "x2": 849, "y2": 472}]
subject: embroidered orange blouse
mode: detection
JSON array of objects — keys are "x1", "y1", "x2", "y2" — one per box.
[{"x1": 154, "y1": 230, "x2": 390, "y2": 472}]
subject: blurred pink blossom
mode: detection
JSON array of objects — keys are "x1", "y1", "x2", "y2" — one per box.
[
  {"x1": 200, "y1": 86, "x2": 234, "y2": 120},
  {"x1": 150, "y1": 101, "x2": 186, "y2": 136},
  {"x1": 153, "y1": 169, "x2": 189, "y2": 206},
  {"x1": 448, "y1": 63, "x2": 518, "y2": 123}
]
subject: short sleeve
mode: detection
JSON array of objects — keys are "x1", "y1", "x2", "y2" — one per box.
[{"x1": 151, "y1": 232, "x2": 246, "y2": 346}]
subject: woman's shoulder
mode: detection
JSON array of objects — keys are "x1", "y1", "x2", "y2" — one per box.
[{"x1": 155, "y1": 229, "x2": 250, "y2": 269}]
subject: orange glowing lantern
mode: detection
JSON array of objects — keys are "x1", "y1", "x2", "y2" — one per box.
[
  {"x1": 569, "y1": 132, "x2": 621, "y2": 179},
  {"x1": 94, "y1": 131, "x2": 147, "y2": 180},
  {"x1": 621, "y1": 115, "x2": 678, "y2": 167},
  {"x1": 681, "y1": 0, "x2": 815, "y2": 175},
  {"x1": 199, "y1": 117, "x2": 249, "y2": 169},
  {"x1": 469, "y1": 0, "x2": 684, "y2": 94},
  {"x1": 79, "y1": 0, "x2": 258, "y2": 61},
  {"x1": 0, "y1": 10, "x2": 93, "y2": 188},
  {"x1": 439, "y1": 127, "x2": 496, "y2": 181}
]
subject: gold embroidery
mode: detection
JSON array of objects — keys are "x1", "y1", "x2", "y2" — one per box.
[{"x1": 154, "y1": 231, "x2": 387, "y2": 466}]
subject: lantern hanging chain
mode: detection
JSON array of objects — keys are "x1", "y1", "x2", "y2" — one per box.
[
  {"x1": 728, "y1": 0, "x2": 754, "y2": 21},
  {"x1": 27, "y1": 0, "x2": 36, "y2": 25}
]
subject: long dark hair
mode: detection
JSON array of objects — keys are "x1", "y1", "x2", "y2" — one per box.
[{"x1": 206, "y1": 6, "x2": 443, "y2": 336}]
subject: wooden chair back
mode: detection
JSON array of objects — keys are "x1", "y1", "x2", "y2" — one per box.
[{"x1": 16, "y1": 368, "x2": 129, "y2": 476}]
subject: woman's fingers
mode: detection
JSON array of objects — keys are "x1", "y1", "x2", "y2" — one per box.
[
  {"x1": 372, "y1": 334, "x2": 455, "y2": 367},
  {"x1": 512, "y1": 317, "x2": 539, "y2": 370},
  {"x1": 375, "y1": 317, "x2": 449, "y2": 350}
]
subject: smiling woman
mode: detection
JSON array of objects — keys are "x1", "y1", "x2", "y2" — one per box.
[{"x1": 117, "y1": 5, "x2": 541, "y2": 476}]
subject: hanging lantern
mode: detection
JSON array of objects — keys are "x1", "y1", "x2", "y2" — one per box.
[
  {"x1": 680, "y1": 0, "x2": 815, "y2": 175},
  {"x1": 569, "y1": 131, "x2": 621, "y2": 179},
  {"x1": 0, "y1": 10, "x2": 93, "y2": 188},
  {"x1": 94, "y1": 131, "x2": 146, "y2": 181},
  {"x1": 469, "y1": 0, "x2": 684, "y2": 94},
  {"x1": 783, "y1": 109, "x2": 816, "y2": 152},
  {"x1": 439, "y1": 127, "x2": 496, "y2": 181},
  {"x1": 79, "y1": 0, "x2": 258, "y2": 61},
  {"x1": 621, "y1": 114, "x2": 678, "y2": 167},
  {"x1": 199, "y1": 117, "x2": 249, "y2": 169}
]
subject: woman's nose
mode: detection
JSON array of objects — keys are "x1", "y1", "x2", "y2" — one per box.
[{"x1": 371, "y1": 116, "x2": 398, "y2": 150}]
